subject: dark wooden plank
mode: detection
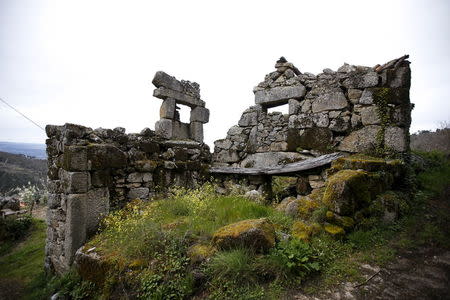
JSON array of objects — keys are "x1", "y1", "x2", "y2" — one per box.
[{"x1": 209, "y1": 152, "x2": 344, "y2": 176}]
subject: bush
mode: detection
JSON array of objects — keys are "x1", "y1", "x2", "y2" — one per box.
[{"x1": 0, "y1": 215, "x2": 32, "y2": 241}]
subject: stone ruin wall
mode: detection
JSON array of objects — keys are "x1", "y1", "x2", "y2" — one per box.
[
  {"x1": 45, "y1": 73, "x2": 211, "y2": 274},
  {"x1": 45, "y1": 56, "x2": 413, "y2": 274},
  {"x1": 213, "y1": 56, "x2": 412, "y2": 191}
]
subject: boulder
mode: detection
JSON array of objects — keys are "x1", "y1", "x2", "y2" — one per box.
[
  {"x1": 212, "y1": 218, "x2": 276, "y2": 252},
  {"x1": 74, "y1": 246, "x2": 109, "y2": 285},
  {"x1": 322, "y1": 169, "x2": 386, "y2": 216}
]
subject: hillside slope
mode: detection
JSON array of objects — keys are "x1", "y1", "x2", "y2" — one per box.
[{"x1": 0, "y1": 151, "x2": 47, "y2": 193}]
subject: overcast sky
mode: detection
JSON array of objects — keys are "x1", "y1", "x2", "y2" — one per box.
[{"x1": 0, "y1": 0, "x2": 449, "y2": 147}]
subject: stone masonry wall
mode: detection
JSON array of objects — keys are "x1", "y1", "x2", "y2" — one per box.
[
  {"x1": 45, "y1": 123, "x2": 211, "y2": 274},
  {"x1": 213, "y1": 56, "x2": 412, "y2": 169}
]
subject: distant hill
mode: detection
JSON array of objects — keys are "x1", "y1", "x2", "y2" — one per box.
[
  {"x1": 0, "y1": 142, "x2": 46, "y2": 159},
  {"x1": 0, "y1": 151, "x2": 47, "y2": 193},
  {"x1": 411, "y1": 128, "x2": 450, "y2": 154}
]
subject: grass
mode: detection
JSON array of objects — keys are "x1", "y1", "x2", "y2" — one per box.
[
  {"x1": 0, "y1": 218, "x2": 47, "y2": 299},
  {"x1": 1, "y1": 151, "x2": 449, "y2": 299}
]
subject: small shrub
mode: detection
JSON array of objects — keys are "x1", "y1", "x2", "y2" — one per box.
[
  {"x1": 267, "y1": 238, "x2": 320, "y2": 279},
  {"x1": 0, "y1": 215, "x2": 32, "y2": 241}
]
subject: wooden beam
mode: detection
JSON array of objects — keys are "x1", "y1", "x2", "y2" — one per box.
[{"x1": 209, "y1": 152, "x2": 344, "y2": 176}]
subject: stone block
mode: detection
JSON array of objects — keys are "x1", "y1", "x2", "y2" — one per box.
[
  {"x1": 360, "y1": 106, "x2": 381, "y2": 125},
  {"x1": 289, "y1": 114, "x2": 313, "y2": 129},
  {"x1": 214, "y1": 139, "x2": 232, "y2": 150},
  {"x1": 63, "y1": 146, "x2": 88, "y2": 171},
  {"x1": 288, "y1": 99, "x2": 301, "y2": 115},
  {"x1": 329, "y1": 116, "x2": 350, "y2": 132},
  {"x1": 238, "y1": 111, "x2": 258, "y2": 127},
  {"x1": 91, "y1": 170, "x2": 111, "y2": 187},
  {"x1": 255, "y1": 85, "x2": 306, "y2": 107},
  {"x1": 360, "y1": 87, "x2": 409, "y2": 105},
  {"x1": 128, "y1": 187, "x2": 150, "y2": 200},
  {"x1": 297, "y1": 128, "x2": 333, "y2": 151},
  {"x1": 160, "y1": 98, "x2": 176, "y2": 119},
  {"x1": 172, "y1": 121, "x2": 190, "y2": 139},
  {"x1": 86, "y1": 188, "x2": 109, "y2": 237},
  {"x1": 86, "y1": 144, "x2": 127, "y2": 170},
  {"x1": 48, "y1": 194, "x2": 61, "y2": 209},
  {"x1": 190, "y1": 106, "x2": 210, "y2": 123},
  {"x1": 155, "y1": 119, "x2": 173, "y2": 139},
  {"x1": 381, "y1": 65, "x2": 411, "y2": 88},
  {"x1": 311, "y1": 91, "x2": 348, "y2": 113},
  {"x1": 127, "y1": 172, "x2": 151, "y2": 183},
  {"x1": 152, "y1": 71, "x2": 184, "y2": 92},
  {"x1": 190, "y1": 121, "x2": 204, "y2": 142},
  {"x1": 154, "y1": 87, "x2": 205, "y2": 108},
  {"x1": 65, "y1": 194, "x2": 87, "y2": 265},
  {"x1": 347, "y1": 89, "x2": 362, "y2": 103},
  {"x1": 392, "y1": 104, "x2": 412, "y2": 127},
  {"x1": 312, "y1": 113, "x2": 330, "y2": 127},
  {"x1": 337, "y1": 125, "x2": 380, "y2": 152},
  {"x1": 384, "y1": 127, "x2": 408, "y2": 152},
  {"x1": 342, "y1": 71, "x2": 379, "y2": 89},
  {"x1": 61, "y1": 171, "x2": 90, "y2": 194},
  {"x1": 214, "y1": 150, "x2": 240, "y2": 163}
]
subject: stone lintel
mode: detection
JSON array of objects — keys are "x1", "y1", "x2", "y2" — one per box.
[
  {"x1": 254, "y1": 85, "x2": 306, "y2": 107},
  {"x1": 152, "y1": 71, "x2": 184, "y2": 93},
  {"x1": 154, "y1": 87, "x2": 205, "y2": 108}
]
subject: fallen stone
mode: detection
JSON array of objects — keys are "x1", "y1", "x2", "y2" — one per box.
[{"x1": 212, "y1": 218, "x2": 276, "y2": 252}]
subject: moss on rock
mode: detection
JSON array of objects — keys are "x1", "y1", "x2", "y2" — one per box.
[
  {"x1": 212, "y1": 218, "x2": 276, "y2": 252},
  {"x1": 291, "y1": 221, "x2": 322, "y2": 241},
  {"x1": 187, "y1": 244, "x2": 216, "y2": 264},
  {"x1": 323, "y1": 224, "x2": 345, "y2": 237},
  {"x1": 322, "y1": 169, "x2": 386, "y2": 216}
]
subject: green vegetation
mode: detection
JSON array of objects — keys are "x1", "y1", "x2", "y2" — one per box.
[
  {"x1": 0, "y1": 151, "x2": 47, "y2": 193},
  {"x1": 0, "y1": 219, "x2": 46, "y2": 299},
  {"x1": 1, "y1": 151, "x2": 448, "y2": 299}
]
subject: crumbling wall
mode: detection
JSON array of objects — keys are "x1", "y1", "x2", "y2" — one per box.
[
  {"x1": 213, "y1": 56, "x2": 412, "y2": 168},
  {"x1": 45, "y1": 72, "x2": 211, "y2": 274}
]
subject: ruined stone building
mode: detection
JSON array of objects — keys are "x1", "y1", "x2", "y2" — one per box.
[{"x1": 44, "y1": 55, "x2": 412, "y2": 273}]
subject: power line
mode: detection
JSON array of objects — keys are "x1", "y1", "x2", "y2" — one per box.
[{"x1": 0, "y1": 97, "x2": 45, "y2": 131}]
